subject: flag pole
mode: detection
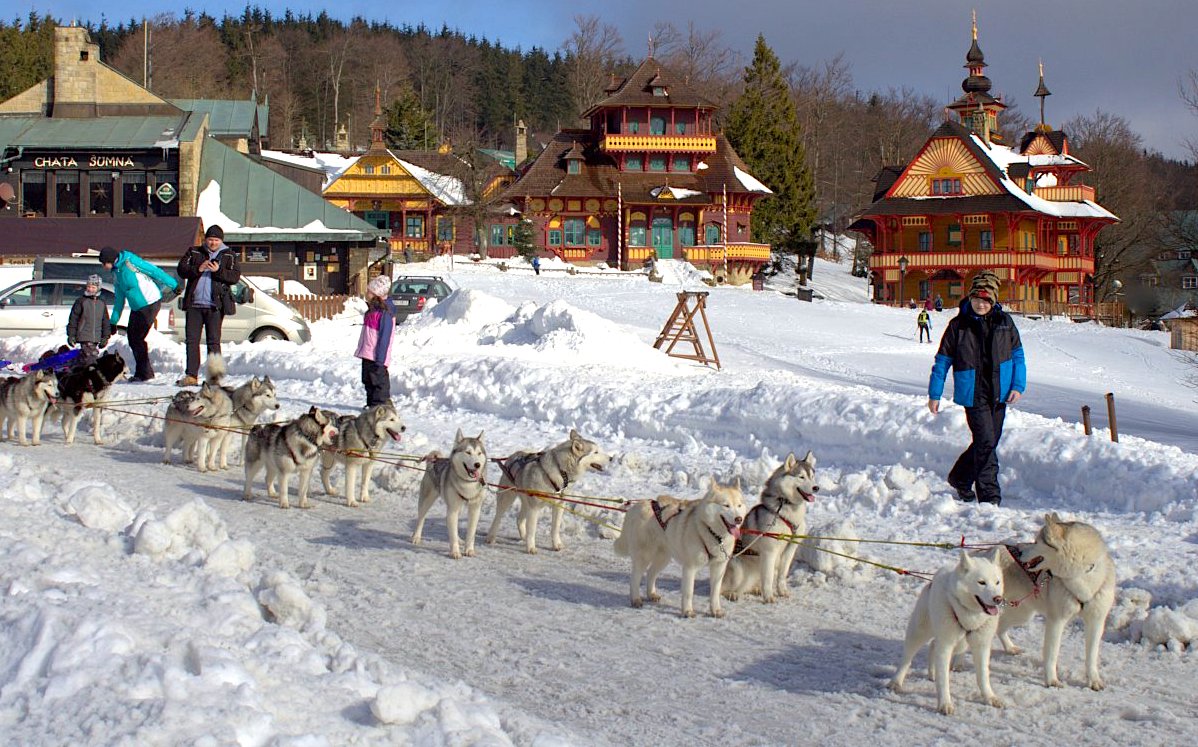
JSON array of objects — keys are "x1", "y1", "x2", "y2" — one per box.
[{"x1": 617, "y1": 182, "x2": 624, "y2": 271}]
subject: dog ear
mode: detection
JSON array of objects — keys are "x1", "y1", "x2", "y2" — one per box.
[
  {"x1": 455, "y1": 428, "x2": 464, "y2": 443},
  {"x1": 476, "y1": 430, "x2": 484, "y2": 442},
  {"x1": 783, "y1": 452, "x2": 797, "y2": 470},
  {"x1": 958, "y1": 549, "x2": 972, "y2": 568},
  {"x1": 989, "y1": 547, "x2": 1003, "y2": 566},
  {"x1": 569, "y1": 428, "x2": 580, "y2": 441}
]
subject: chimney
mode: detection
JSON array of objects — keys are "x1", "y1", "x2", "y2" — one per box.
[
  {"x1": 515, "y1": 119, "x2": 528, "y2": 166},
  {"x1": 52, "y1": 25, "x2": 102, "y2": 118}
]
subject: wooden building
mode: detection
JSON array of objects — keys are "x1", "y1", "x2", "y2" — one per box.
[{"x1": 851, "y1": 19, "x2": 1119, "y2": 315}]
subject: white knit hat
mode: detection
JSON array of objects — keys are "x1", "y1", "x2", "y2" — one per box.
[{"x1": 367, "y1": 275, "x2": 392, "y2": 298}]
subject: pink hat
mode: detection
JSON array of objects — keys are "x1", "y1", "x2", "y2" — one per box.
[{"x1": 367, "y1": 275, "x2": 392, "y2": 298}]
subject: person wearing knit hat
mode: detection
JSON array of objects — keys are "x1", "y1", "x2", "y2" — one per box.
[
  {"x1": 67, "y1": 274, "x2": 112, "y2": 364},
  {"x1": 354, "y1": 275, "x2": 398, "y2": 407},
  {"x1": 176, "y1": 224, "x2": 241, "y2": 386},
  {"x1": 98, "y1": 246, "x2": 179, "y2": 381},
  {"x1": 926, "y1": 270, "x2": 1026, "y2": 506}
]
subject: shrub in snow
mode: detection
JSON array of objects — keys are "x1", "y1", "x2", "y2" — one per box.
[
  {"x1": 371, "y1": 682, "x2": 440, "y2": 725},
  {"x1": 64, "y1": 485, "x2": 133, "y2": 532}
]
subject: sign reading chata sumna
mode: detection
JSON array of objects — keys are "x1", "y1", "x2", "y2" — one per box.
[{"x1": 27, "y1": 154, "x2": 162, "y2": 170}]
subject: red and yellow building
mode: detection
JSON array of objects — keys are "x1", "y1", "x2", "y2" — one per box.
[{"x1": 852, "y1": 21, "x2": 1118, "y2": 314}]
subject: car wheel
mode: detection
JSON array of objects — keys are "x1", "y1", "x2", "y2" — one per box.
[{"x1": 251, "y1": 327, "x2": 287, "y2": 342}]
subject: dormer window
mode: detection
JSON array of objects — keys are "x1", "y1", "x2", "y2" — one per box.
[
  {"x1": 653, "y1": 86, "x2": 667, "y2": 97},
  {"x1": 931, "y1": 178, "x2": 962, "y2": 196},
  {"x1": 567, "y1": 160, "x2": 581, "y2": 175}
]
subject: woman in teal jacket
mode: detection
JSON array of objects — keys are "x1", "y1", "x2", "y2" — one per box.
[{"x1": 99, "y1": 246, "x2": 179, "y2": 382}]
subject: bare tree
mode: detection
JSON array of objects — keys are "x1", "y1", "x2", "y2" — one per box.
[
  {"x1": 111, "y1": 15, "x2": 232, "y2": 98},
  {"x1": 563, "y1": 15, "x2": 623, "y2": 120},
  {"x1": 1181, "y1": 69, "x2": 1198, "y2": 162},
  {"x1": 652, "y1": 21, "x2": 741, "y2": 107},
  {"x1": 320, "y1": 28, "x2": 354, "y2": 147}
]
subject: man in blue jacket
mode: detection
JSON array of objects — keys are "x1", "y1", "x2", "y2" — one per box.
[
  {"x1": 99, "y1": 246, "x2": 179, "y2": 382},
  {"x1": 927, "y1": 271, "x2": 1026, "y2": 505}
]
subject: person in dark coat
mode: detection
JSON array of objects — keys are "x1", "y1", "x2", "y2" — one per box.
[
  {"x1": 67, "y1": 274, "x2": 111, "y2": 364},
  {"x1": 927, "y1": 270, "x2": 1026, "y2": 505},
  {"x1": 176, "y1": 225, "x2": 242, "y2": 386}
]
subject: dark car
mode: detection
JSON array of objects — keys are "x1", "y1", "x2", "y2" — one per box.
[{"x1": 388, "y1": 275, "x2": 457, "y2": 322}]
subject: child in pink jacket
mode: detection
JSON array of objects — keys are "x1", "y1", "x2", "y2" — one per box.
[{"x1": 355, "y1": 275, "x2": 397, "y2": 406}]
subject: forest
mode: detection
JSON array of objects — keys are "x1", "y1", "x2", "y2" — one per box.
[{"x1": 1, "y1": 8, "x2": 1196, "y2": 295}]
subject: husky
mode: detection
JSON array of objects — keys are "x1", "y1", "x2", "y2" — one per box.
[
  {"x1": 484, "y1": 429, "x2": 611, "y2": 554},
  {"x1": 162, "y1": 357, "x2": 233, "y2": 473},
  {"x1": 723, "y1": 451, "x2": 819, "y2": 603},
  {"x1": 890, "y1": 549, "x2": 1006, "y2": 715},
  {"x1": 213, "y1": 374, "x2": 281, "y2": 469},
  {"x1": 411, "y1": 429, "x2": 489, "y2": 558},
  {"x1": 318, "y1": 403, "x2": 406, "y2": 507},
  {"x1": 0, "y1": 369, "x2": 60, "y2": 446},
  {"x1": 614, "y1": 477, "x2": 749, "y2": 618},
  {"x1": 52, "y1": 351, "x2": 127, "y2": 445},
  {"x1": 1006, "y1": 513, "x2": 1117, "y2": 690},
  {"x1": 243, "y1": 406, "x2": 339, "y2": 509}
]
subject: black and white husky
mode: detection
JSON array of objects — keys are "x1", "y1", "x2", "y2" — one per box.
[
  {"x1": 484, "y1": 429, "x2": 610, "y2": 554},
  {"x1": 411, "y1": 429, "x2": 488, "y2": 558},
  {"x1": 0, "y1": 369, "x2": 59, "y2": 446},
  {"x1": 162, "y1": 356, "x2": 233, "y2": 472},
  {"x1": 243, "y1": 406, "x2": 339, "y2": 509},
  {"x1": 318, "y1": 402, "x2": 405, "y2": 507},
  {"x1": 52, "y1": 350, "x2": 127, "y2": 444},
  {"x1": 723, "y1": 451, "x2": 819, "y2": 603}
]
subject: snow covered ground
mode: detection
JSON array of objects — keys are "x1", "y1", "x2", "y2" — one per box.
[{"x1": 1, "y1": 255, "x2": 1196, "y2": 745}]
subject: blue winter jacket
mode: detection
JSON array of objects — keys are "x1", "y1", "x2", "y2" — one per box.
[
  {"x1": 108, "y1": 251, "x2": 180, "y2": 325},
  {"x1": 928, "y1": 298, "x2": 1026, "y2": 407}
]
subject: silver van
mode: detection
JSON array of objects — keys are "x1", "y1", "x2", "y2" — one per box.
[{"x1": 34, "y1": 256, "x2": 312, "y2": 344}]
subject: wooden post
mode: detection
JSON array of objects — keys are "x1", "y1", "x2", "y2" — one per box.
[
  {"x1": 1081, "y1": 405, "x2": 1091, "y2": 436},
  {"x1": 1105, "y1": 392, "x2": 1118, "y2": 443}
]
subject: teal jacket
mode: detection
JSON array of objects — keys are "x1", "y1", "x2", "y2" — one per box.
[{"x1": 108, "y1": 251, "x2": 179, "y2": 325}]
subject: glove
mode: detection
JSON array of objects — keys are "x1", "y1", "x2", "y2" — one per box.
[{"x1": 67, "y1": 338, "x2": 76, "y2": 347}]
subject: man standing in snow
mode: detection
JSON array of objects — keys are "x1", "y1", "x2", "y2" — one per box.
[
  {"x1": 176, "y1": 225, "x2": 241, "y2": 387},
  {"x1": 927, "y1": 271, "x2": 1026, "y2": 505}
]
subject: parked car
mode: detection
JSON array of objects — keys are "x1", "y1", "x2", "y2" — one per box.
[
  {"x1": 387, "y1": 275, "x2": 457, "y2": 322},
  {"x1": 34, "y1": 256, "x2": 312, "y2": 344},
  {"x1": 0, "y1": 278, "x2": 172, "y2": 338}
]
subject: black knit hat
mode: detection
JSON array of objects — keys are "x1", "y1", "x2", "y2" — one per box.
[
  {"x1": 204, "y1": 224, "x2": 224, "y2": 240},
  {"x1": 98, "y1": 246, "x2": 119, "y2": 265}
]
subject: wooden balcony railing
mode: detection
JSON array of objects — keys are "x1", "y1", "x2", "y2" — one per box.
[
  {"x1": 1033, "y1": 185, "x2": 1096, "y2": 202},
  {"x1": 600, "y1": 134, "x2": 718, "y2": 153}
]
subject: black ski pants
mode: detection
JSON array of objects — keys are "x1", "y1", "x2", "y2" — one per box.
[{"x1": 948, "y1": 402, "x2": 1007, "y2": 504}]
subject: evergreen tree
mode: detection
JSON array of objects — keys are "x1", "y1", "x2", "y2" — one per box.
[
  {"x1": 383, "y1": 88, "x2": 435, "y2": 149},
  {"x1": 724, "y1": 35, "x2": 817, "y2": 252},
  {"x1": 510, "y1": 218, "x2": 536, "y2": 260}
]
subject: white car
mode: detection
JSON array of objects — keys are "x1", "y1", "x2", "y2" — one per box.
[{"x1": 0, "y1": 278, "x2": 171, "y2": 338}]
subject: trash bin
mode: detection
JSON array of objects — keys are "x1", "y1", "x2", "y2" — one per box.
[
  {"x1": 751, "y1": 276, "x2": 764, "y2": 291},
  {"x1": 795, "y1": 287, "x2": 813, "y2": 302}
]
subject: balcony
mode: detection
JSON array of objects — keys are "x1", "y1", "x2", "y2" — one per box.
[
  {"x1": 1033, "y1": 184, "x2": 1096, "y2": 202},
  {"x1": 600, "y1": 133, "x2": 717, "y2": 153},
  {"x1": 870, "y1": 250, "x2": 1094, "y2": 281}
]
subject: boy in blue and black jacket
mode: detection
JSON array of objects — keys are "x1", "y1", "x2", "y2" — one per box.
[{"x1": 927, "y1": 270, "x2": 1026, "y2": 505}]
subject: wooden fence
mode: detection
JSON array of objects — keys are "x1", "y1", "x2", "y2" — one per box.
[{"x1": 280, "y1": 294, "x2": 352, "y2": 322}]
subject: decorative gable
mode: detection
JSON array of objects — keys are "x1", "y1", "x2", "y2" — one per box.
[
  {"x1": 889, "y1": 137, "x2": 1002, "y2": 198},
  {"x1": 1023, "y1": 134, "x2": 1058, "y2": 156}
]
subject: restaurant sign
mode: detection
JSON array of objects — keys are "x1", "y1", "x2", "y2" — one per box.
[{"x1": 31, "y1": 155, "x2": 140, "y2": 169}]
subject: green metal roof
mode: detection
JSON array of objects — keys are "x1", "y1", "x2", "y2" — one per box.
[
  {"x1": 0, "y1": 115, "x2": 191, "y2": 148},
  {"x1": 479, "y1": 148, "x2": 516, "y2": 169},
  {"x1": 0, "y1": 119, "x2": 30, "y2": 150},
  {"x1": 173, "y1": 99, "x2": 258, "y2": 138},
  {"x1": 257, "y1": 102, "x2": 269, "y2": 139},
  {"x1": 198, "y1": 138, "x2": 385, "y2": 242}
]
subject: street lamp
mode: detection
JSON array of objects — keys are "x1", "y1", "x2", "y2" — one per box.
[{"x1": 898, "y1": 255, "x2": 909, "y2": 307}]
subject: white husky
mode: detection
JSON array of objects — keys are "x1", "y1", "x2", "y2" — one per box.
[
  {"x1": 614, "y1": 477, "x2": 748, "y2": 618},
  {"x1": 412, "y1": 430, "x2": 488, "y2": 559},
  {"x1": 484, "y1": 429, "x2": 610, "y2": 554},
  {"x1": 1006, "y1": 513, "x2": 1117, "y2": 690},
  {"x1": 723, "y1": 451, "x2": 818, "y2": 603},
  {"x1": 890, "y1": 549, "x2": 1006, "y2": 715}
]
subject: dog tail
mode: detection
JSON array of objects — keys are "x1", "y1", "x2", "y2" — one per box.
[
  {"x1": 612, "y1": 509, "x2": 636, "y2": 557},
  {"x1": 422, "y1": 449, "x2": 443, "y2": 463},
  {"x1": 204, "y1": 353, "x2": 227, "y2": 385}
]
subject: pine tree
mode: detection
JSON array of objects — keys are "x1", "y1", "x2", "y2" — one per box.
[
  {"x1": 510, "y1": 218, "x2": 536, "y2": 260},
  {"x1": 383, "y1": 88, "x2": 435, "y2": 149},
  {"x1": 725, "y1": 35, "x2": 817, "y2": 252}
]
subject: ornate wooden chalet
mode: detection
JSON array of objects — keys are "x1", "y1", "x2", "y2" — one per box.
[
  {"x1": 501, "y1": 55, "x2": 772, "y2": 281},
  {"x1": 852, "y1": 18, "x2": 1119, "y2": 315}
]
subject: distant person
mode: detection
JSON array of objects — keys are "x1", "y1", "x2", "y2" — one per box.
[
  {"x1": 176, "y1": 225, "x2": 241, "y2": 387},
  {"x1": 934, "y1": 294, "x2": 944, "y2": 312},
  {"x1": 66, "y1": 274, "x2": 111, "y2": 365},
  {"x1": 924, "y1": 296, "x2": 934, "y2": 311},
  {"x1": 355, "y1": 275, "x2": 397, "y2": 407},
  {"x1": 531, "y1": 255, "x2": 541, "y2": 276},
  {"x1": 99, "y1": 246, "x2": 179, "y2": 382},
  {"x1": 917, "y1": 308, "x2": 932, "y2": 343},
  {"x1": 927, "y1": 270, "x2": 1026, "y2": 506},
  {"x1": 403, "y1": 246, "x2": 413, "y2": 264},
  {"x1": 908, "y1": 298, "x2": 917, "y2": 309}
]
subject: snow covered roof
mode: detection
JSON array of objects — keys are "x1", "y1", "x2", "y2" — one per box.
[
  {"x1": 392, "y1": 153, "x2": 469, "y2": 206},
  {"x1": 650, "y1": 186, "x2": 705, "y2": 200},
  {"x1": 734, "y1": 166, "x2": 773, "y2": 194}
]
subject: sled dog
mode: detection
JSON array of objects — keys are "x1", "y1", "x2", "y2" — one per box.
[
  {"x1": 412, "y1": 429, "x2": 489, "y2": 558},
  {"x1": 890, "y1": 549, "x2": 1006, "y2": 715},
  {"x1": 162, "y1": 356, "x2": 233, "y2": 472},
  {"x1": 52, "y1": 351, "x2": 127, "y2": 445},
  {"x1": 318, "y1": 403, "x2": 406, "y2": 507},
  {"x1": 1009, "y1": 513, "x2": 1117, "y2": 690},
  {"x1": 484, "y1": 429, "x2": 610, "y2": 554},
  {"x1": 614, "y1": 477, "x2": 748, "y2": 618},
  {"x1": 243, "y1": 406, "x2": 338, "y2": 509},
  {"x1": 213, "y1": 374, "x2": 281, "y2": 469},
  {"x1": 0, "y1": 369, "x2": 59, "y2": 446},
  {"x1": 723, "y1": 451, "x2": 819, "y2": 603}
]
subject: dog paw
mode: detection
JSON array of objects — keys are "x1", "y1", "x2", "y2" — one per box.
[
  {"x1": 1003, "y1": 643, "x2": 1024, "y2": 656},
  {"x1": 646, "y1": 591, "x2": 661, "y2": 602},
  {"x1": 725, "y1": 592, "x2": 740, "y2": 601},
  {"x1": 1046, "y1": 678, "x2": 1064, "y2": 689},
  {"x1": 1088, "y1": 677, "x2": 1105, "y2": 691},
  {"x1": 777, "y1": 587, "x2": 792, "y2": 598},
  {"x1": 464, "y1": 548, "x2": 476, "y2": 558},
  {"x1": 937, "y1": 701, "x2": 955, "y2": 716},
  {"x1": 526, "y1": 547, "x2": 538, "y2": 555},
  {"x1": 346, "y1": 500, "x2": 359, "y2": 508},
  {"x1": 411, "y1": 536, "x2": 422, "y2": 545},
  {"x1": 710, "y1": 608, "x2": 725, "y2": 618},
  {"x1": 450, "y1": 550, "x2": 462, "y2": 560},
  {"x1": 762, "y1": 596, "x2": 777, "y2": 605},
  {"x1": 630, "y1": 598, "x2": 643, "y2": 608},
  {"x1": 682, "y1": 609, "x2": 696, "y2": 618},
  {"x1": 888, "y1": 679, "x2": 904, "y2": 694},
  {"x1": 551, "y1": 542, "x2": 563, "y2": 552},
  {"x1": 985, "y1": 695, "x2": 1004, "y2": 708}
]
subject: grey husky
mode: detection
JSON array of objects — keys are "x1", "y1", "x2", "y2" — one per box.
[
  {"x1": 723, "y1": 451, "x2": 819, "y2": 603},
  {"x1": 318, "y1": 402, "x2": 406, "y2": 507},
  {"x1": 243, "y1": 406, "x2": 339, "y2": 509},
  {"x1": 162, "y1": 356, "x2": 233, "y2": 472},
  {"x1": 412, "y1": 429, "x2": 488, "y2": 558},
  {"x1": 0, "y1": 369, "x2": 59, "y2": 446},
  {"x1": 213, "y1": 374, "x2": 281, "y2": 469},
  {"x1": 484, "y1": 428, "x2": 611, "y2": 554}
]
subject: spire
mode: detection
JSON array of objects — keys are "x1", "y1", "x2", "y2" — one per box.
[
  {"x1": 369, "y1": 81, "x2": 385, "y2": 150},
  {"x1": 1034, "y1": 59, "x2": 1053, "y2": 132},
  {"x1": 647, "y1": 34, "x2": 655, "y2": 59}
]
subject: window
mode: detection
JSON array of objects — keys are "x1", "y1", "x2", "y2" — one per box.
[
  {"x1": 931, "y1": 178, "x2": 962, "y2": 195},
  {"x1": 490, "y1": 224, "x2": 506, "y2": 246},
  {"x1": 946, "y1": 224, "x2": 962, "y2": 246},
  {"x1": 675, "y1": 121, "x2": 686, "y2": 135},
  {"x1": 649, "y1": 156, "x2": 667, "y2": 172},
  {"x1": 20, "y1": 171, "x2": 46, "y2": 216},
  {"x1": 548, "y1": 229, "x2": 562, "y2": 246},
  {"x1": 652, "y1": 86, "x2": 666, "y2": 97},
  {"x1": 567, "y1": 160, "x2": 581, "y2": 174},
  {"x1": 406, "y1": 215, "x2": 424, "y2": 238},
  {"x1": 650, "y1": 115, "x2": 666, "y2": 135},
  {"x1": 380, "y1": 166, "x2": 391, "y2": 175},
  {"x1": 55, "y1": 171, "x2": 80, "y2": 216},
  {"x1": 586, "y1": 228, "x2": 602, "y2": 246},
  {"x1": 679, "y1": 220, "x2": 695, "y2": 247},
  {"x1": 705, "y1": 224, "x2": 721, "y2": 245},
  {"x1": 87, "y1": 172, "x2": 113, "y2": 216},
  {"x1": 563, "y1": 217, "x2": 585, "y2": 245},
  {"x1": 363, "y1": 165, "x2": 375, "y2": 175},
  {"x1": 918, "y1": 232, "x2": 932, "y2": 252},
  {"x1": 437, "y1": 217, "x2": 453, "y2": 242},
  {"x1": 625, "y1": 156, "x2": 642, "y2": 171},
  {"x1": 628, "y1": 121, "x2": 639, "y2": 134},
  {"x1": 1183, "y1": 276, "x2": 1198, "y2": 290},
  {"x1": 672, "y1": 156, "x2": 690, "y2": 172},
  {"x1": 629, "y1": 222, "x2": 647, "y2": 246},
  {"x1": 980, "y1": 230, "x2": 993, "y2": 250},
  {"x1": 122, "y1": 171, "x2": 147, "y2": 215},
  {"x1": 1178, "y1": 250, "x2": 1192, "y2": 260}
]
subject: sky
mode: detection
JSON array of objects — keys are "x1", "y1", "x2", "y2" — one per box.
[
  {"x1": 30, "y1": 0, "x2": 1198, "y2": 160},
  {"x1": 1, "y1": 253, "x2": 1196, "y2": 743}
]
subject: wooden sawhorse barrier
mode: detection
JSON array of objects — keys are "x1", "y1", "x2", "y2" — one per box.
[{"x1": 653, "y1": 291, "x2": 720, "y2": 370}]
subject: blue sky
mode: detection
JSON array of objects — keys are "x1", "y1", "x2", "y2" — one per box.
[{"x1": 31, "y1": 0, "x2": 1198, "y2": 159}]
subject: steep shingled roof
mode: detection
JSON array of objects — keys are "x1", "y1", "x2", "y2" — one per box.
[{"x1": 582, "y1": 58, "x2": 717, "y2": 117}]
